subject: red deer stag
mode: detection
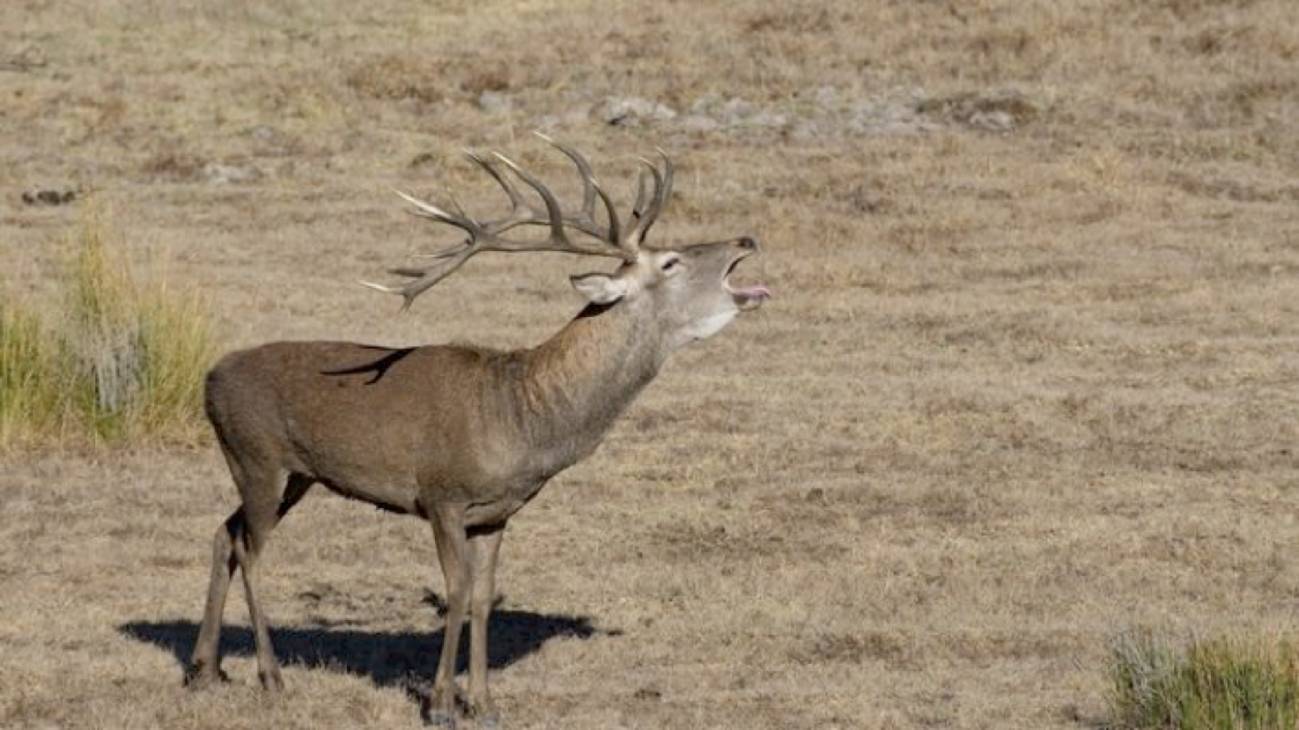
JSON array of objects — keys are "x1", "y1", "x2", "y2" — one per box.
[{"x1": 186, "y1": 134, "x2": 770, "y2": 727}]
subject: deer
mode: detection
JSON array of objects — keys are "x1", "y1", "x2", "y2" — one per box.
[{"x1": 184, "y1": 133, "x2": 770, "y2": 727}]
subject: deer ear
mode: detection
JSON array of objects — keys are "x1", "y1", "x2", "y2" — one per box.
[{"x1": 570, "y1": 273, "x2": 628, "y2": 304}]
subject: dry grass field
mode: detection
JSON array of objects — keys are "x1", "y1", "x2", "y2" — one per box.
[{"x1": 4, "y1": 0, "x2": 1299, "y2": 727}]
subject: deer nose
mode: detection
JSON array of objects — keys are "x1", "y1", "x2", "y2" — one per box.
[{"x1": 736, "y1": 236, "x2": 759, "y2": 251}]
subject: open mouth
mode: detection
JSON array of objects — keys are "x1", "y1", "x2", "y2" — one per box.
[{"x1": 723, "y1": 253, "x2": 771, "y2": 311}]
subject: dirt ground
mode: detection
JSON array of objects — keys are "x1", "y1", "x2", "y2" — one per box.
[{"x1": 4, "y1": 1, "x2": 1299, "y2": 728}]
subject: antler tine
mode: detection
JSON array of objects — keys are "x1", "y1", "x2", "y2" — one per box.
[
  {"x1": 623, "y1": 148, "x2": 675, "y2": 244},
  {"x1": 411, "y1": 241, "x2": 471, "y2": 260},
  {"x1": 534, "y1": 132, "x2": 596, "y2": 222},
  {"x1": 631, "y1": 167, "x2": 651, "y2": 222},
  {"x1": 490, "y1": 151, "x2": 570, "y2": 246},
  {"x1": 392, "y1": 188, "x2": 459, "y2": 224},
  {"x1": 465, "y1": 151, "x2": 531, "y2": 219},
  {"x1": 626, "y1": 156, "x2": 664, "y2": 246},
  {"x1": 359, "y1": 246, "x2": 475, "y2": 312},
  {"x1": 635, "y1": 149, "x2": 673, "y2": 245},
  {"x1": 658, "y1": 148, "x2": 674, "y2": 215},
  {"x1": 533, "y1": 132, "x2": 627, "y2": 255}
]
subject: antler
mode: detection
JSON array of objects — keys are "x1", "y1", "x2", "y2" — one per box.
[{"x1": 363, "y1": 133, "x2": 674, "y2": 310}]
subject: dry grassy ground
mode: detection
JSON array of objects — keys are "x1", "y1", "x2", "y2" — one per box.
[{"x1": 4, "y1": 0, "x2": 1299, "y2": 727}]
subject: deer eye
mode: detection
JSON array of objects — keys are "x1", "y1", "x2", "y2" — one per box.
[{"x1": 660, "y1": 256, "x2": 681, "y2": 272}]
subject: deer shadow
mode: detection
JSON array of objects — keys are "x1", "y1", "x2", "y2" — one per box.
[{"x1": 119, "y1": 594, "x2": 610, "y2": 689}]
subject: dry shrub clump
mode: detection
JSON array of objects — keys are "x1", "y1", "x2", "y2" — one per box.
[
  {"x1": 1108, "y1": 629, "x2": 1299, "y2": 729},
  {"x1": 346, "y1": 53, "x2": 513, "y2": 104},
  {"x1": 0, "y1": 205, "x2": 216, "y2": 450},
  {"x1": 346, "y1": 55, "x2": 445, "y2": 103}
]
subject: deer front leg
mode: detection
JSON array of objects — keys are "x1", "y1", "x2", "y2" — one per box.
[
  {"x1": 427, "y1": 503, "x2": 470, "y2": 728},
  {"x1": 466, "y1": 525, "x2": 505, "y2": 724}
]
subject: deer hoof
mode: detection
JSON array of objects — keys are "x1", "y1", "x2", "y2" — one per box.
[
  {"x1": 423, "y1": 709, "x2": 457, "y2": 729},
  {"x1": 183, "y1": 662, "x2": 228, "y2": 689},
  {"x1": 258, "y1": 668, "x2": 285, "y2": 692},
  {"x1": 421, "y1": 687, "x2": 460, "y2": 728},
  {"x1": 467, "y1": 697, "x2": 500, "y2": 728}
]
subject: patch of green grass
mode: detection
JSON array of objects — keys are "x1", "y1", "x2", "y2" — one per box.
[
  {"x1": 0, "y1": 204, "x2": 216, "y2": 450},
  {"x1": 0, "y1": 297, "x2": 63, "y2": 446},
  {"x1": 1108, "y1": 629, "x2": 1299, "y2": 730}
]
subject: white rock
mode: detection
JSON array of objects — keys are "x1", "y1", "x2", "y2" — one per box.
[
  {"x1": 813, "y1": 86, "x2": 838, "y2": 109},
  {"x1": 967, "y1": 110, "x2": 1015, "y2": 132},
  {"x1": 747, "y1": 110, "x2": 788, "y2": 128},
  {"x1": 681, "y1": 114, "x2": 720, "y2": 132},
  {"x1": 202, "y1": 162, "x2": 262, "y2": 185},
  {"x1": 602, "y1": 97, "x2": 677, "y2": 126},
  {"x1": 477, "y1": 91, "x2": 512, "y2": 114}
]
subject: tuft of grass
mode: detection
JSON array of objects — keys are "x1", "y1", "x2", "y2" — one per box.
[
  {"x1": 1108, "y1": 629, "x2": 1299, "y2": 730},
  {"x1": 0, "y1": 204, "x2": 216, "y2": 450},
  {"x1": 0, "y1": 297, "x2": 62, "y2": 446}
]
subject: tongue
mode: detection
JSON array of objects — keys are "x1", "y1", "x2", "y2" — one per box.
[
  {"x1": 734, "y1": 284, "x2": 771, "y2": 300},
  {"x1": 731, "y1": 283, "x2": 771, "y2": 310}
]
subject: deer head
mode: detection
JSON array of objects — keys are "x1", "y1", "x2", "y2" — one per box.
[{"x1": 363, "y1": 133, "x2": 770, "y2": 349}]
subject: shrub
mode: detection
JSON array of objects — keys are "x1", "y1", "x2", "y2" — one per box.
[
  {"x1": 0, "y1": 204, "x2": 216, "y2": 450},
  {"x1": 1108, "y1": 629, "x2": 1299, "y2": 730}
]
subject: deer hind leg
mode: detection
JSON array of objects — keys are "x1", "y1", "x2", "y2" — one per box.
[
  {"x1": 426, "y1": 503, "x2": 470, "y2": 728},
  {"x1": 186, "y1": 508, "x2": 242, "y2": 687},
  {"x1": 188, "y1": 462, "x2": 313, "y2": 691},
  {"x1": 236, "y1": 470, "x2": 314, "y2": 691}
]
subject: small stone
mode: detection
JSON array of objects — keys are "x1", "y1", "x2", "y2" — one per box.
[
  {"x1": 689, "y1": 93, "x2": 722, "y2": 115},
  {"x1": 601, "y1": 97, "x2": 677, "y2": 127},
  {"x1": 681, "y1": 114, "x2": 720, "y2": 132},
  {"x1": 477, "y1": 90, "x2": 512, "y2": 114},
  {"x1": 21, "y1": 188, "x2": 76, "y2": 205},
  {"x1": 248, "y1": 125, "x2": 279, "y2": 142},
  {"x1": 967, "y1": 110, "x2": 1015, "y2": 132},
  {"x1": 790, "y1": 120, "x2": 822, "y2": 141},
  {"x1": 633, "y1": 687, "x2": 663, "y2": 701},
  {"x1": 813, "y1": 85, "x2": 838, "y2": 109},
  {"x1": 202, "y1": 162, "x2": 262, "y2": 185},
  {"x1": 409, "y1": 152, "x2": 438, "y2": 169},
  {"x1": 747, "y1": 110, "x2": 788, "y2": 128},
  {"x1": 716, "y1": 97, "x2": 757, "y2": 125}
]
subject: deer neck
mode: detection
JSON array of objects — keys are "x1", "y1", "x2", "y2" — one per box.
[{"x1": 515, "y1": 299, "x2": 665, "y2": 451}]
